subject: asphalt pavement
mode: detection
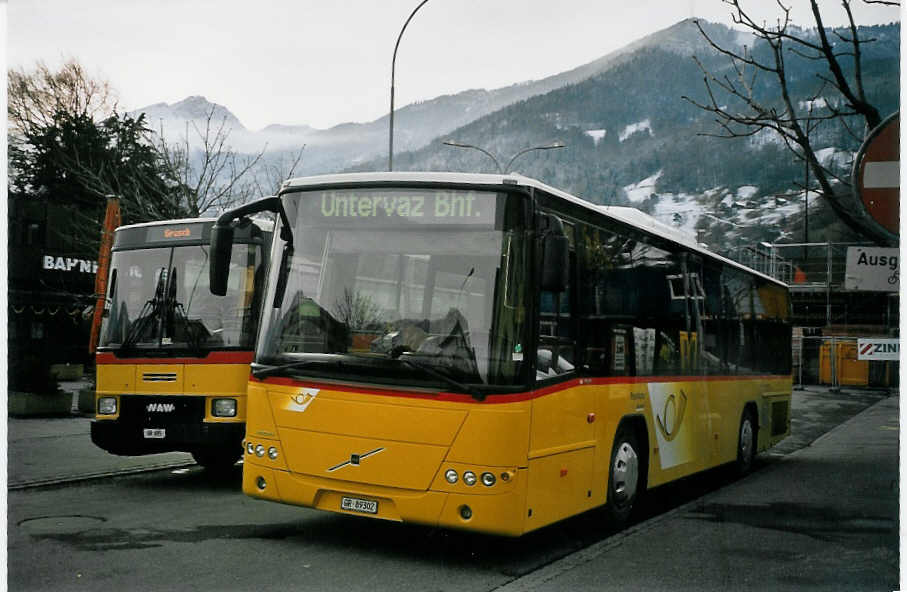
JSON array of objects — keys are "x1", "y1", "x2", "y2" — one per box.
[
  {"x1": 6, "y1": 385, "x2": 900, "y2": 591},
  {"x1": 7, "y1": 380, "x2": 193, "y2": 489},
  {"x1": 498, "y1": 392, "x2": 900, "y2": 592}
]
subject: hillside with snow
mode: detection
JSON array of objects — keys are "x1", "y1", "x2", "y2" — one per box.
[{"x1": 132, "y1": 19, "x2": 899, "y2": 254}]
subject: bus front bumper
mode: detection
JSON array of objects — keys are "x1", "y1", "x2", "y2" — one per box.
[
  {"x1": 241, "y1": 462, "x2": 529, "y2": 537},
  {"x1": 91, "y1": 419, "x2": 245, "y2": 456}
]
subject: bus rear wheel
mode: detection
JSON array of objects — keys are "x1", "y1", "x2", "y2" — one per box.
[
  {"x1": 192, "y1": 448, "x2": 241, "y2": 472},
  {"x1": 734, "y1": 407, "x2": 757, "y2": 476},
  {"x1": 604, "y1": 426, "x2": 641, "y2": 525}
]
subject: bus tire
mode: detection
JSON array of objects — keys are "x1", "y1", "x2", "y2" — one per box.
[
  {"x1": 604, "y1": 425, "x2": 642, "y2": 525},
  {"x1": 192, "y1": 448, "x2": 241, "y2": 472},
  {"x1": 734, "y1": 407, "x2": 757, "y2": 476}
]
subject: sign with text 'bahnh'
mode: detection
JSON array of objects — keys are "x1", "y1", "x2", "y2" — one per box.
[{"x1": 42, "y1": 255, "x2": 99, "y2": 274}]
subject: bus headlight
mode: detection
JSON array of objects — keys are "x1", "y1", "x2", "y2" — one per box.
[
  {"x1": 462, "y1": 471, "x2": 477, "y2": 486},
  {"x1": 481, "y1": 472, "x2": 496, "y2": 487},
  {"x1": 255, "y1": 444, "x2": 266, "y2": 457},
  {"x1": 98, "y1": 397, "x2": 117, "y2": 415},
  {"x1": 445, "y1": 469, "x2": 458, "y2": 484},
  {"x1": 212, "y1": 398, "x2": 237, "y2": 417},
  {"x1": 268, "y1": 447, "x2": 279, "y2": 460}
]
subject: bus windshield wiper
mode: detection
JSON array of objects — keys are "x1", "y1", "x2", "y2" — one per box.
[
  {"x1": 122, "y1": 269, "x2": 167, "y2": 349},
  {"x1": 252, "y1": 356, "x2": 343, "y2": 379},
  {"x1": 394, "y1": 356, "x2": 479, "y2": 399}
]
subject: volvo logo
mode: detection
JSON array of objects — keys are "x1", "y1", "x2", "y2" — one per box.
[
  {"x1": 146, "y1": 403, "x2": 176, "y2": 413},
  {"x1": 327, "y1": 447, "x2": 385, "y2": 472}
]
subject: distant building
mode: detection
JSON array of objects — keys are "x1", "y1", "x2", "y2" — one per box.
[{"x1": 8, "y1": 195, "x2": 103, "y2": 376}]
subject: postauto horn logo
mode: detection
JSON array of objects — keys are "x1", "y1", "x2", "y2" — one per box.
[{"x1": 286, "y1": 388, "x2": 320, "y2": 413}]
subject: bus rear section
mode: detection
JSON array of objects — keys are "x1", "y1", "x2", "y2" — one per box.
[
  {"x1": 91, "y1": 218, "x2": 269, "y2": 469},
  {"x1": 215, "y1": 173, "x2": 791, "y2": 535}
]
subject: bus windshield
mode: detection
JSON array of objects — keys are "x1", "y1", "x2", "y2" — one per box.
[
  {"x1": 99, "y1": 243, "x2": 262, "y2": 352},
  {"x1": 256, "y1": 188, "x2": 529, "y2": 391}
]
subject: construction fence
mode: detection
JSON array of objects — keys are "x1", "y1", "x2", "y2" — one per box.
[{"x1": 795, "y1": 335, "x2": 898, "y2": 389}]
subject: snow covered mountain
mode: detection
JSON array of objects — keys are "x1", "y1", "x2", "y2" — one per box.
[{"x1": 130, "y1": 19, "x2": 748, "y2": 171}]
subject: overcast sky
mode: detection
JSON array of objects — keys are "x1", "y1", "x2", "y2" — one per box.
[{"x1": 7, "y1": 1, "x2": 902, "y2": 131}]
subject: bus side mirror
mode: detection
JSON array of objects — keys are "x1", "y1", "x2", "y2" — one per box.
[
  {"x1": 209, "y1": 223, "x2": 234, "y2": 296},
  {"x1": 540, "y1": 217, "x2": 569, "y2": 292}
]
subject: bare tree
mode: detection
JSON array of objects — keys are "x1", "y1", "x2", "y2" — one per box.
[
  {"x1": 152, "y1": 106, "x2": 267, "y2": 216},
  {"x1": 8, "y1": 58, "x2": 116, "y2": 136},
  {"x1": 683, "y1": 0, "x2": 898, "y2": 246},
  {"x1": 251, "y1": 145, "x2": 307, "y2": 197}
]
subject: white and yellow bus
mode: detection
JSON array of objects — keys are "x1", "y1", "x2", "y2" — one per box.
[
  {"x1": 209, "y1": 173, "x2": 791, "y2": 535},
  {"x1": 92, "y1": 218, "x2": 270, "y2": 470}
]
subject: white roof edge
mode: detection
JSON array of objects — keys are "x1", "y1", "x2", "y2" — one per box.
[
  {"x1": 117, "y1": 216, "x2": 273, "y2": 232},
  {"x1": 282, "y1": 171, "x2": 528, "y2": 189},
  {"x1": 280, "y1": 172, "x2": 787, "y2": 288},
  {"x1": 116, "y1": 217, "x2": 216, "y2": 231}
]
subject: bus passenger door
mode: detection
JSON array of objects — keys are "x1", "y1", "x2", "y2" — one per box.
[{"x1": 528, "y1": 221, "x2": 596, "y2": 528}]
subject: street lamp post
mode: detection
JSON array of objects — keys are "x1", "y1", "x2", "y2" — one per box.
[
  {"x1": 389, "y1": 0, "x2": 430, "y2": 172},
  {"x1": 442, "y1": 140, "x2": 565, "y2": 173}
]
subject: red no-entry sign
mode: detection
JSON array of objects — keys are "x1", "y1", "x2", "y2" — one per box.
[{"x1": 853, "y1": 112, "x2": 899, "y2": 238}]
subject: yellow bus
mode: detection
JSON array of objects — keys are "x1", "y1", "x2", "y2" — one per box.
[
  {"x1": 92, "y1": 217, "x2": 270, "y2": 470},
  {"x1": 209, "y1": 173, "x2": 792, "y2": 535}
]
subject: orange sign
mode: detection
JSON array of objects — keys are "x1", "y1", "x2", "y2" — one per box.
[
  {"x1": 164, "y1": 227, "x2": 192, "y2": 238},
  {"x1": 89, "y1": 197, "x2": 121, "y2": 353}
]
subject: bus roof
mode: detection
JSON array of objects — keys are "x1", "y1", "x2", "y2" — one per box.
[
  {"x1": 116, "y1": 217, "x2": 216, "y2": 232},
  {"x1": 117, "y1": 216, "x2": 273, "y2": 233},
  {"x1": 280, "y1": 172, "x2": 786, "y2": 288}
]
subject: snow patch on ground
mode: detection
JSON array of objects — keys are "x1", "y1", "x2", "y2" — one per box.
[
  {"x1": 619, "y1": 119, "x2": 652, "y2": 142},
  {"x1": 649, "y1": 191, "x2": 708, "y2": 240},
  {"x1": 623, "y1": 170, "x2": 662, "y2": 203},
  {"x1": 815, "y1": 147, "x2": 853, "y2": 168},
  {"x1": 799, "y1": 98, "x2": 829, "y2": 111},
  {"x1": 748, "y1": 127, "x2": 785, "y2": 148},
  {"x1": 584, "y1": 129, "x2": 606, "y2": 145},
  {"x1": 737, "y1": 186, "x2": 758, "y2": 199}
]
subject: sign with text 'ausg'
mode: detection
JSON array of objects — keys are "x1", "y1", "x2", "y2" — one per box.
[{"x1": 844, "y1": 247, "x2": 899, "y2": 292}]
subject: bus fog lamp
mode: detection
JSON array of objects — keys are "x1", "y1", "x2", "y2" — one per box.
[
  {"x1": 459, "y1": 505, "x2": 472, "y2": 520},
  {"x1": 212, "y1": 398, "x2": 237, "y2": 417},
  {"x1": 463, "y1": 471, "x2": 477, "y2": 486},
  {"x1": 98, "y1": 397, "x2": 117, "y2": 415},
  {"x1": 256, "y1": 476, "x2": 267, "y2": 490},
  {"x1": 268, "y1": 447, "x2": 278, "y2": 460},
  {"x1": 445, "y1": 469, "x2": 458, "y2": 484},
  {"x1": 246, "y1": 442, "x2": 255, "y2": 455},
  {"x1": 255, "y1": 444, "x2": 266, "y2": 457},
  {"x1": 481, "y1": 472, "x2": 496, "y2": 487}
]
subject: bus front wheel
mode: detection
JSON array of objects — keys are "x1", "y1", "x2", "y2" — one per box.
[
  {"x1": 604, "y1": 426, "x2": 641, "y2": 525},
  {"x1": 734, "y1": 407, "x2": 757, "y2": 476}
]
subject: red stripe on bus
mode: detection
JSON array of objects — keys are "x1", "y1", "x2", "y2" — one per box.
[
  {"x1": 95, "y1": 351, "x2": 255, "y2": 365},
  {"x1": 860, "y1": 344, "x2": 873, "y2": 355},
  {"x1": 251, "y1": 374, "x2": 791, "y2": 405}
]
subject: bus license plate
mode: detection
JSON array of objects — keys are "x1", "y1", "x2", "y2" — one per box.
[
  {"x1": 341, "y1": 496, "x2": 378, "y2": 514},
  {"x1": 143, "y1": 428, "x2": 166, "y2": 439}
]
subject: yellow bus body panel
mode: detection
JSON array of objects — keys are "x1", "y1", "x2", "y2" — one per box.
[
  {"x1": 94, "y1": 362, "x2": 250, "y2": 423},
  {"x1": 243, "y1": 375, "x2": 791, "y2": 536}
]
